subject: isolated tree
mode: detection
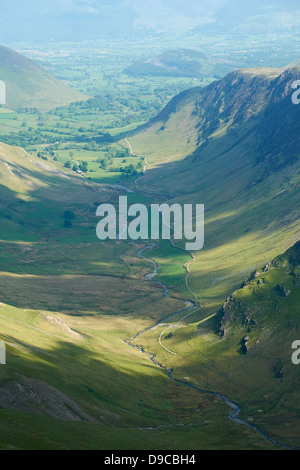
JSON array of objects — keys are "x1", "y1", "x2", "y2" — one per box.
[{"x1": 64, "y1": 218, "x2": 72, "y2": 228}]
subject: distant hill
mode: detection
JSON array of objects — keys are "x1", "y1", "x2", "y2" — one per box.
[
  {"x1": 125, "y1": 49, "x2": 238, "y2": 79},
  {"x1": 0, "y1": 45, "x2": 88, "y2": 111}
]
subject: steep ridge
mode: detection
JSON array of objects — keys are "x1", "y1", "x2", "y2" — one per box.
[{"x1": 127, "y1": 65, "x2": 300, "y2": 313}]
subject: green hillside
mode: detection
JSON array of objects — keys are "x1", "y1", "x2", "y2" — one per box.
[
  {"x1": 213, "y1": 241, "x2": 300, "y2": 445},
  {"x1": 0, "y1": 142, "x2": 277, "y2": 449},
  {"x1": 0, "y1": 60, "x2": 299, "y2": 449},
  {"x1": 141, "y1": 241, "x2": 300, "y2": 448},
  {"x1": 0, "y1": 45, "x2": 88, "y2": 111}
]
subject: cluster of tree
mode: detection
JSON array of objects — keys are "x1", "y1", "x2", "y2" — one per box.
[
  {"x1": 37, "y1": 152, "x2": 48, "y2": 161},
  {"x1": 93, "y1": 133, "x2": 114, "y2": 144},
  {"x1": 113, "y1": 149, "x2": 129, "y2": 159},
  {"x1": 79, "y1": 161, "x2": 88, "y2": 173},
  {"x1": 119, "y1": 164, "x2": 140, "y2": 175},
  {"x1": 50, "y1": 95, "x2": 112, "y2": 117},
  {"x1": 98, "y1": 157, "x2": 111, "y2": 170},
  {"x1": 16, "y1": 107, "x2": 39, "y2": 114},
  {"x1": 64, "y1": 160, "x2": 88, "y2": 173},
  {"x1": 110, "y1": 162, "x2": 143, "y2": 176},
  {"x1": 0, "y1": 122, "x2": 115, "y2": 150},
  {"x1": 0, "y1": 129, "x2": 59, "y2": 147}
]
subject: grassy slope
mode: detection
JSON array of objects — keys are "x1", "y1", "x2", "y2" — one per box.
[
  {"x1": 0, "y1": 142, "x2": 275, "y2": 449},
  {"x1": 0, "y1": 45, "x2": 87, "y2": 111},
  {"x1": 0, "y1": 63, "x2": 299, "y2": 449},
  {"x1": 126, "y1": 87, "x2": 202, "y2": 166}
]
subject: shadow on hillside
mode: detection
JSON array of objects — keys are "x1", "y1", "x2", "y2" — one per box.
[{"x1": 0, "y1": 333, "x2": 208, "y2": 430}]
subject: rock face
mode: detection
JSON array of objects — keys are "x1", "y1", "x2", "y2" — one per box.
[
  {"x1": 0, "y1": 376, "x2": 98, "y2": 423},
  {"x1": 216, "y1": 296, "x2": 235, "y2": 338},
  {"x1": 165, "y1": 332, "x2": 174, "y2": 339},
  {"x1": 275, "y1": 284, "x2": 291, "y2": 297},
  {"x1": 240, "y1": 336, "x2": 250, "y2": 355},
  {"x1": 241, "y1": 270, "x2": 260, "y2": 288},
  {"x1": 263, "y1": 264, "x2": 270, "y2": 273},
  {"x1": 274, "y1": 362, "x2": 284, "y2": 379}
]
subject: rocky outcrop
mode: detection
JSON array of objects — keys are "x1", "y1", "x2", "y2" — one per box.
[
  {"x1": 0, "y1": 376, "x2": 98, "y2": 423},
  {"x1": 275, "y1": 284, "x2": 291, "y2": 297},
  {"x1": 240, "y1": 336, "x2": 250, "y2": 355}
]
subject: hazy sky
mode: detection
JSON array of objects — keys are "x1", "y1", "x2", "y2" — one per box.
[{"x1": 0, "y1": 0, "x2": 299, "y2": 41}]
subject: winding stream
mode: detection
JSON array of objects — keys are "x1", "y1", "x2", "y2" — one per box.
[{"x1": 125, "y1": 244, "x2": 298, "y2": 450}]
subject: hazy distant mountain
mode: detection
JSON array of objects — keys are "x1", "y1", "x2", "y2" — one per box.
[
  {"x1": 196, "y1": 0, "x2": 300, "y2": 33},
  {"x1": 0, "y1": 45, "x2": 87, "y2": 110},
  {"x1": 125, "y1": 49, "x2": 237, "y2": 79},
  {"x1": 0, "y1": 0, "x2": 299, "y2": 42}
]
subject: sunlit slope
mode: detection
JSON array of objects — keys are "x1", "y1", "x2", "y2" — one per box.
[
  {"x1": 127, "y1": 66, "x2": 300, "y2": 313},
  {"x1": 213, "y1": 241, "x2": 300, "y2": 448},
  {"x1": 126, "y1": 87, "x2": 202, "y2": 165},
  {"x1": 0, "y1": 45, "x2": 87, "y2": 111},
  {"x1": 144, "y1": 242, "x2": 300, "y2": 449}
]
